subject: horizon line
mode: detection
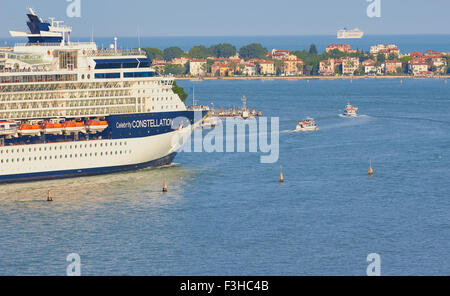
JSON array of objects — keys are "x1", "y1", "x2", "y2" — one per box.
[{"x1": 1, "y1": 33, "x2": 450, "y2": 39}]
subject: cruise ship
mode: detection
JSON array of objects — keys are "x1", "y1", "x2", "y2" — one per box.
[
  {"x1": 0, "y1": 9, "x2": 208, "y2": 183},
  {"x1": 337, "y1": 28, "x2": 364, "y2": 39}
]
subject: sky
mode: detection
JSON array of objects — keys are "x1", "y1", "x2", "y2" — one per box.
[{"x1": 0, "y1": 0, "x2": 449, "y2": 38}]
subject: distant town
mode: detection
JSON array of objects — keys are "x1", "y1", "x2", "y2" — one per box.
[{"x1": 144, "y1": 43, "x2": 450, "y2": 79}]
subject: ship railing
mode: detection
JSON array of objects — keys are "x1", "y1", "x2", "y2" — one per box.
[
  {"x1": 0, "y1": 68, "x2": 52, "y2": 74},
  {"x1": 86, "y1": 49, "x2": 145, "y2": 57},
  {"x1": 187, "y1": 105, "x2": 210, "y2": 111},
  {"x1": 14, "y1": 42, "x2": 96, "y2": 47}
]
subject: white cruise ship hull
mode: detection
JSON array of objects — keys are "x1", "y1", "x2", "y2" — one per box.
[{"x1": 0, "y1": 127, "x2": 187, "y2": 183}]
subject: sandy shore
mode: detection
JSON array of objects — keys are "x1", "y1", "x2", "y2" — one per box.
[{"x1": 176, "y1": 75, "x2": 450, "y2": 81}]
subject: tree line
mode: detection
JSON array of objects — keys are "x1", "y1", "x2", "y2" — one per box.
[{"x1": 144, "y1": 43, "x2": 268, "y2": 62}]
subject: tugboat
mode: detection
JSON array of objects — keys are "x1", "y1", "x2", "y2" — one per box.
[
  {"x1": 342, "y1": 103, "x2": 358, "y2": 117},
  {"x1": 296, "y1": 118, "x2": 318, "y2": 132}
]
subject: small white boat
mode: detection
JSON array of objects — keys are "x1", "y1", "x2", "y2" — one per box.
[
  {"x1": 296, "y1": 117, "x2": 318, "y2": 132},
  {"x1": 342, "y1": 103, "x2": 358, "y2": 117}
]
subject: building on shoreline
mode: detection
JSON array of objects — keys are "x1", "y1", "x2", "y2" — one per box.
[
  {"x1": 342, "y1": 57, "x2": 360, "y2": 75},
  {"x1": 189, "y1": 59, "x2": 207, "y2": 76},
  {"x1": 326, "y1": 44, "x2": 357, "y2": 54},
  {"x1": 147, "y1": 42, "x2": 448, "y2": 78},
  {"x1": 384, "y1": 60, "x2": 402, "y2": 74},
  {"x1": 319, "y1": 58, "x2": 336, "y2": 76},
  {"x1": 370, "y1": 44, "x2": 400, "y2": 57}
]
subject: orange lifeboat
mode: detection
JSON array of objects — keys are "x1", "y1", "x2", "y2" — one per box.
[
  {"x1": 40, "y1": 120, "x2": 63, "y2": 135},
  {"x1": 86, "y1": 119, "x2": 108, "y2": 134},
  {"x1": 18, "y1": 121, "x2": 42, "y2": 137},
  {"x1": 62, "y1": 120, "x2": 86, "y2": 135}
]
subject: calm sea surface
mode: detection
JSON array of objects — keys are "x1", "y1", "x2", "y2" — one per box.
[{"x1": 0, "y1": 78, "x2": 449, "y2": 275}]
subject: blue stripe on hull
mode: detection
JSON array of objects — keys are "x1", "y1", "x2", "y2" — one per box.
[{"x1": 0, "y1": 152, "x2": 177, "y2": 184}]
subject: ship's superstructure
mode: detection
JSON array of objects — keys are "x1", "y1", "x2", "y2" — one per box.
[
  {"x1": 337, "y1": 28, "x2": 364, "y2": 39},
  {"x1": 0, "y1": 9, "x2": 207, "y2": 183}
]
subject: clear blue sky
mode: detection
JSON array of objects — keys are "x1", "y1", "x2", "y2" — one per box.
[{"x1": 0, "y1": 0, "x2": 449, "y2": 37}]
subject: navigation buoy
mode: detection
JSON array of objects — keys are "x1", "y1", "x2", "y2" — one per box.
[
  {"x1": 368, "y1": 161, "x2": 374, "y2": 177},
  {"x1": 279, "y1": 166, "x2": 284, "y2": 183},
  {"x1": 47, "y1": 190, "x2": 53, "y2": 201},
  {"x1": 162, "y1": 181, "x2": 168, "y2": 192}
]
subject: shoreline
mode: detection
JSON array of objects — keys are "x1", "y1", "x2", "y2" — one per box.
[{"x1": 176, "y1": 75, "x2": 450, "y2": 81}]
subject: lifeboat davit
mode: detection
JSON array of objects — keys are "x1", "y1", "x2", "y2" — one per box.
[
  {"x1": 40, "y1": 120, "x2": 63, "y2": 135},
  {"x1": 0, "y1": 120, "x2": 19, "y2": 138},
  {"x1": 18, "y1": 121, "x2": 42, "y2": 137},
  {"x1": 85, "y1": 119, "x2": 108, "y2": 134},
  {"x1": 62, "y1": 120, "x2": 86, "y2": 135}
]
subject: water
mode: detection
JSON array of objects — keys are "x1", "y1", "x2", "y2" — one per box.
[
  {"x1": 0, "y1": 78, "x2": 449, "y2": 275},
  {"x1": 2, "y1": 34, "x2": 450, "y2": 52}
]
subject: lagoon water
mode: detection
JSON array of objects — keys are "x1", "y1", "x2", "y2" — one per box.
[{"x1": 0, "y1": 78, "x2": 449, "y2": 275}]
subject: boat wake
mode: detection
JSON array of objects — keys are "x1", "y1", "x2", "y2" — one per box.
[{"x1": 338, "y1": 114, "x2": 370, "y2": 119}]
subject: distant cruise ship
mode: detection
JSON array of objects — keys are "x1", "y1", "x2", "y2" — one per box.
[
  {"x1": 0, "y1": 8, "x2": 208, "y2": 183},
  {"x1": 337, "y1": 28, "x2": 364, "y2": 39}
]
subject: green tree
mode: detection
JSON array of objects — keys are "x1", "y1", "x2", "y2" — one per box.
[
  {"x1": 388, "y1": 53, "x2": 398, "y2": 60},
  {"x1": 375, "y1": 54, "x2": 386, "y2": 66},
  {"x1": 206, "y1": 59, "x2": 215, "y2": 73},
  {"x1": 400, "y1": 56, "x2": 413, "y2": 74},
  {"x1": 188, "y1": 45, "x2": 212, "y2": 59},
  {"x1": 239, "y1": 43, "x2": 268, "y2": 60},
  {"x1": 309, "y1": 44, "x2": 318, "y2": 55},
  {"x1": 143, "y1": 47, "x2": 163, "y2": 61},
  {"x1": 172, "y1": 81, "x2": 188, "y2": 103},
  {"x1": 163, "y1": 46, "x2": 184, "y2": 61},
  {"x1": 273, "y1": 60, "x2": 283, "y2": 75},
  {"x1": 210, "y1": 43, "x2": 236, "y2": 58},
  {"x1": 164, "y1": 64, "x2": 186, "y2": 75}
]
